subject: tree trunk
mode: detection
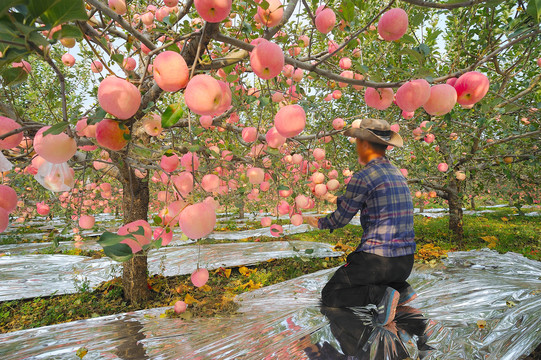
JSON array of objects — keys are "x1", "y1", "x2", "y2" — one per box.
[
  {"x1": 110, "y1": 150, "x2": 151, "y2": 305},
  {"x1": 470, "y1": 196, "x2": 476, "y2": 210},
  {"x1": 447, "y1": 179, "x2": 464, "y2": 246},
  {"x1": 121, "y1": 174, "x2": 150, "y2": 304},
  {"x1": 237, "y1": 200, "x2": 244, "y2": 220}
]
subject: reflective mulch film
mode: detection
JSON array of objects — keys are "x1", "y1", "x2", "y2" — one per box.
[
  {"x1": 0, "y1": 249, "x2": 539, "y2": 359},
  {"x1": 0, "y1": 241, "x2": 340, "y2": 301}
]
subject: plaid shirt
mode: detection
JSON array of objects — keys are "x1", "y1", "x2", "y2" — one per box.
[{"x1": 318, "y1": 156, "x2": 416, "y2": 257}]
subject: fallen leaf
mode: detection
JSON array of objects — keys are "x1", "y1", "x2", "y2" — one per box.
[
  {"x1": 477, "y1": 320, "x2": 487, "y2": 329},
  {"x1": 184, "y1": 293, "x2": 198, "y2": 305},
  {"x1": 76, "y1": 347, "x2": 88, "y2": 359}
]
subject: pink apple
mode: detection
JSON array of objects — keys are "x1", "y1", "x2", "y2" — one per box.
[
  {"x1": 214, "y1": 80, "x2": 232, "y2": 115},
  {"x1": 270, "y1": 224, "x2": 283, "y2": 237},
  {"x1": 250, "y1": 40, "x2": 284, "y2": 80},
  {"x1": 194, "y1": 0, "x2": 232, "y2": 23},
  {"x1": 290, "y1": 214, "x2": 303, "y2": 226},
  {"x1": 257, "y1": 0, "x2": 283, "y2": 27},
  {"x1": 332, "y1": 118, "x2": 345, "y2": 130},
  {"x1": 179, "y1": 202, "x2": 216, "y2": 239},
  {"x1": 424, "y1": 133, "x2": 435, "y2": 143},
  {"x1": 76, "y1": 118, "x2": 97, "y2": 138},
  {"x1": 0, "y1": 185, "x2": 17, "y2": 213},
  {"x1": 446, "y1": 77, "x2": 458, "y2": 86},
  {"x1": 201, "y1": 174, "x2": 220, "y2": 192},
  {"x1": 326, "y1": 179, "x2": 339, "y2": 191},
  {"x1": 313, "y1": 148, "x2": 325, "y2": 161},
  {"x1": 400, "y1": 168, "x2": 408, "y2": 177},
  {"x1": 142, "y1": 114, "x2": 162, "y2": 136},
  {"x1": 79, "y1": 215, "x2": 95, "y2": 229},
  {"x1": 33, "y1": 126, "x2": 77, "y2": 164},
  {"x1": 160, "y1": 154, "x2": 179, "y2": 172},
  {"x1": 261, "y1": 216, "x2": 272, "y2": 227},
  {"x1": 108, "y1": 0, "x2": 127, "y2": 15},
  {"x1": 455, "y1": 171, "x2": 466, "y2": 180},
  {"x1": 274, "y1": 104, "x2": 305, "y2": 138},
  {"x1": 184, "y1": 74, "x2": 222, "y2": 115},
  {"x1": 0, "y1": 116, "x2": 23, "y2": 150},
  {"x1": 314, "y1": 183, "x2": 327, "y2": 196},
  {"x1": 118, "y1": 220, "x2": 152, "y2": 253},
  {"x1": 422, "y1": 84, "x2": 457, "y2": 116},
  {"x1": 395, "y1": 79, "x2": 430, "y2": 112},
  {"x1": 36, "y1": 202, "x2": 50, "y2": 216},
  {"x1": 91, "y1": 60, "x2": 103, "y2": 73},
  {"x1": 153, "y1": 51, "x2": 189, "y2": 92},
  {"x1": 339, "y1": 57, "x2": 352, "y2": 70},
  {"x1": 12, "y1": 60, "x2": 31, "y2": 73},
  {"x1": 247, "y1": 167, "x2": 265, "y2": 184},
  {"x1": 437, "y1": 163, "x2": 448, "y2": 172},
  {"x1": 95, "y1": 119, "x2": 130, "y2": 151},
  {"x1": 242, "y1": 127, "x2": 258, "y2": 142},
  {"x1": 191, "y1": 268, "x2": 209, "y2": 287},
  {"x1": 98, "y1": 76, "x2": 141, "y2": 119},
  {"x1": 378, "y1": 8, "x2": 408, "y2": 41},
  {"x1": 315, "y1": 8, "x2": 336, "y2": 34},
  {"x1": 122, "y1": 57, "x2": 136, "y2": 71},
  {"x1": 61, "y1": 53, "x2": 75, "y2": 67},
  {"x1": 364, "y1": 87, "x2": 394, "y2": 110},
  {"x1": 265, "y1": 126, "x2": 286, "y2": 148},
  {"x1": 174, "y1": 300, "x2": 187, "y2": 314},
  {"x1": 154, "y1": 227, "x2": 173, "y2": 246},
  {"x1": 140, "y1": 11, "x2": 154, "y2": 26},
  {"x1": 454, "y1": 71, "x2": 490, "y2": 106},
  {"x1": 0, "y1": 208, "x2": 8, "y2": 232}
]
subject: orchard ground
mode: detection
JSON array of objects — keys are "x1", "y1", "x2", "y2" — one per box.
[{"x1": 1, "y1": 204, "x2": 539, "y2": 334}]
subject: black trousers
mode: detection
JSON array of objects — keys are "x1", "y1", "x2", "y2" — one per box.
[{"x1": 321, "y1": 251, "x2": 414, "y2": 307}]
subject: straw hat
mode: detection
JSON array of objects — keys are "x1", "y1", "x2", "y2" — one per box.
[{"x1": 343, "y1": 118, "x2": 403, "y2": 148}]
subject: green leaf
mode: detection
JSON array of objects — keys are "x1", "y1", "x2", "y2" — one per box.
[
  {"x1": 277, "y1": 185, "x2": 290, "y2": 191},
  {"x1": 402, "y1": 48, "x2": 423, "y2": 64},
  {"x1": 527, "y1": 0, "x2": 541, "y2": 22},
  {"x1": 43, "y1": 122, "x2": 69, "y2": 135},
  {"x1": 161, "y1": 103, "x2": 184, "y2": 128},
  {"x1": 51, "y1": 24, "x2": 83, "y2": 40},
  {"x1": 87, "y1": 107, "x2": 107, "y2": 125},
  {"x1": 259, "y1": 0, "x2": 270, "y2": 10},
  {"x1": 102, "y1": 243, "x2": 134, "y2": 262},
  {"x1": 225, "y1": 74, "x2": 238, "y2": 82},
  {"x1": 30, "y1": 0, "x2": 88, "y2": 27},
  {"x1": 0, "y1": 1, "x2": 25, "y2": 16},
  {"x1": 98, "y1": 231, "x2": 129, "y2": 247},
  {"x1": 111, "y1": 53, "x2": 124, "y2": 65},
  {"x1": 153, "y1": 215, "x2": 162, "y2": 225},
  {"x1": 305, "y1": 248, "x2": 314, "y2": 254},
  {"x1": 341, "y1": 0, "x2": 355, "y2": 22},
  {"x1": 1, "y1": 66, "x2": 28, "y2": 86}
]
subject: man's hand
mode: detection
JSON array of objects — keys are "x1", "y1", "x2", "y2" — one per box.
[
  {"x1": 324, "y1": 193, "x2": 337, "y2": 204},
  {"x1": 304, "y1": 216, "x2": 319, "y2": 228}
]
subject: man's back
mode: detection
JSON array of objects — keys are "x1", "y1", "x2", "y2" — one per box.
[{"x1": 319, "y1": 156, "x2": 415, "y2": 257}]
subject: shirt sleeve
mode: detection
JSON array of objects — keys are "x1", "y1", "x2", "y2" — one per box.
[{"x1": 318, "y1": 174, "x2": 368, "y2": 232}]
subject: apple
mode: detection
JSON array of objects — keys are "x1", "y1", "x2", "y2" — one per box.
[
  {"x1": 98, "y1": 76, "x2": 141, "y2": 120},
  {"x1": 250, "y1": 40, "x2": 284, "y2": 80},
  {"x1": 378, "y1": 8, "x2": 408, "y2": 41},
  {"x1": 95, "y1": 119, "x2": 130, "y2": 151},
  {"x1": 454, "y1": 71, "x2": 490, "y2": 106},
  {"x1": 364, "y1": 87, "x2": 394, "y2": 110}
]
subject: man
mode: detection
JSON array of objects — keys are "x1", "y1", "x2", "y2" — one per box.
[{"x1": 305, "y1": 118, "x2": 417, "y2": 326}]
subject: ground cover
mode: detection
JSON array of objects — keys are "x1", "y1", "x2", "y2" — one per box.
[{"x1": 1, "y1": 209, "x2": 539, "y2": 334}]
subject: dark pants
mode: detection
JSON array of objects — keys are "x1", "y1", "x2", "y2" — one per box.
[{"x1": 321, "y1": 251, "x2": 414, "y2": 307}]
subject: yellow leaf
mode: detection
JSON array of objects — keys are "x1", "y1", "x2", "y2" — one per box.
[
  {"x1": 200, "y1": 284, "x2": 212, "y2": 292},
  {"x1": 506, "y1": 300, "x2": 516, "y2": 308},
  {"x1": 501, "y1": 217, "x2": 509, "y2": 222},
  {"x1": 76, "y1": 347, "x2": 88, "y2": 359},
  {"x1": 239, "y1": 266, "x2": 255, "y2": 276},
  {"x1": 184, "y1": 293, "x2": 198, "y2": 305},
  {"x1": 223, "y1": 268, "x2": 231, "y2": 278},
  {"x1": 477, "y1": 320, "x2": 487, "y2": 329}
]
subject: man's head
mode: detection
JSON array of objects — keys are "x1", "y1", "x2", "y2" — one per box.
[
  {"x1": 343, "y1": 118, "x2": 403, "y2": 148},
  {"x1": 344, "y1": 118, "x2": 403, "y2": 165},
  {"x1": 355, "y1": 139, "x2": 387, "y2": 165}
]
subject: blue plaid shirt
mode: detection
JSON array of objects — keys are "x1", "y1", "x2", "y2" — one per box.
[{"x1": 318, "y1": 156, "x2": 415, "y2": 257}]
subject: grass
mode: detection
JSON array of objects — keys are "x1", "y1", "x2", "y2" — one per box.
[{"x1": 0, "y1": 209, "x2": 539, "y2": 333}]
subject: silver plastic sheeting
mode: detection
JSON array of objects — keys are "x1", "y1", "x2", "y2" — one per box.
[
  {"x1": 0, "y1": 240, "x2": 340, "y2": 301},
  {"x1": 0, "y1": 249, "x2": 539, "y2": 359},
  {"x1": 208, "y1": 223, "x2": 315, "y2": 240}
]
